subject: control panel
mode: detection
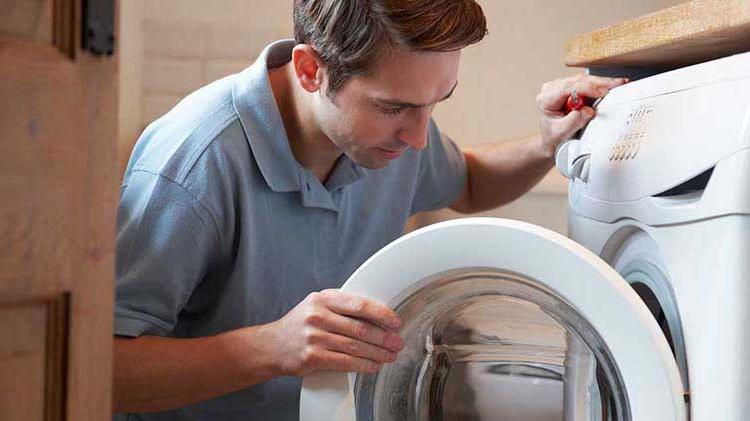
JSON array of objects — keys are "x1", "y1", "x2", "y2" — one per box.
[{"x1": 609, "y1": 104, "x2": 654, "y2": 162}]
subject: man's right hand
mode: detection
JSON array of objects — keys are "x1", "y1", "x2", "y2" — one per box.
[{"x1": 268, "y1": 289, "x2": 405, "y2": 377}]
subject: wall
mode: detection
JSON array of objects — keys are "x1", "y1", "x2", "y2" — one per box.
[
  {"x1": 117, "y1": 0, "x2": 293, "y2": 173},
  {"x1": 117, "y1": 0, "x2": 684, "y2": 232}
]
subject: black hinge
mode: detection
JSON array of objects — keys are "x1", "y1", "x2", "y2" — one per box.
[{"x1": 82, "y1": 0, "x2": 115, "y2": 56}]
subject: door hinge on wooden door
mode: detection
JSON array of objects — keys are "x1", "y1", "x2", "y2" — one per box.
[{"x1": 82, "y1": 0, "x2": 115, "y2": 56}]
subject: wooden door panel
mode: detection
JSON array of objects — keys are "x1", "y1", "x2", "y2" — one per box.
[
  {"x1": 0, "y1": 297, "x2": 69, "y2": 421},
  {"x1": 0, "y1": 302, "x2": 47, "y2": 421},
  {"x1": 0, "y1": 0, "x2": 117, "y2": 419},
  {"x1": 1, "y1": 50, "x2": 95, "y2": 298},
  {"x1": 0, "y1": 0, "x2": 53, "y2": 44}
]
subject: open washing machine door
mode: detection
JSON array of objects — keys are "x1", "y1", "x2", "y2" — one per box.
[{"x1": 299, "y1": 218, "x2": 686, "y2": 421}]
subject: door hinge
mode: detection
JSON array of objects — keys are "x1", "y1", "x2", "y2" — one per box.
[{"x1": 82, "y1": 0, "x2": 115, "y2": 56}]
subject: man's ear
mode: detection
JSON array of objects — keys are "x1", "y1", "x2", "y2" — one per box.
[{"x1": 292, "y1": 44, "x2": 325, "y2": 93}]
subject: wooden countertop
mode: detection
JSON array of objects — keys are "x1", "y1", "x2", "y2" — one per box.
[{"x1": 565, "y1": 0, "x2": 750, "y2": 69}]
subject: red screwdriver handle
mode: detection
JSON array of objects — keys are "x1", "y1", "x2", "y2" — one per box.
[{"x1": 565, "y1": 90, "x2": 585, "y2": 113}]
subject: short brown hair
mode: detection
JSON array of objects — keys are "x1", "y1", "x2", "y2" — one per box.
[{"x1": 293, "y1": 0, "x2": 487, "y2": 95}]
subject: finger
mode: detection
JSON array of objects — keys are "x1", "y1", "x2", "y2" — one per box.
[
  {"x1": 538, "y1": 81, "x2": 610, "y2": 112},
  {"x1": 554, "y1": 107, "x2": 595, "y2": 140},
  {"x1": 319, "y1": 311, "x2": 404, "y2": 352},
  {"x1": 319, "y1": 290, "x2": 401, "y2": 331},
  {"x1": 538, "y1": 76, "x2": 627, "y2": 112},
  {"x1": 314, "y1": 350, "x2": 382, "y2": 373},
  {"x1": 311, "y1": 330, "x2": 398, "y2": 363},
  {"x1": 573, "y1": 74, "x2": 629, "y2": 87}
]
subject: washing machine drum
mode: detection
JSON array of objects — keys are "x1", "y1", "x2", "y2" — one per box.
[{"x1": 299, "y1": 218, "x2": 686, "y2": 421}]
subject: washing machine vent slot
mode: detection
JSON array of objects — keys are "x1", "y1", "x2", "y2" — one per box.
[{"x1": 653, "y1": 167, "x2": 714, "y2": 197}]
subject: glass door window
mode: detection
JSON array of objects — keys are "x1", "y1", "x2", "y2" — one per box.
[{"x1": 354, "y1": 269, "x2": 628, "y2": 420}]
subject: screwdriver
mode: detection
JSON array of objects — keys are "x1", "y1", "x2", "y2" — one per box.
[
  {"x1": 565, "y1": 77, "x2": 629, "y2": 114},
  {"x1": 565, "y1": 90, "x2": 586, "y2": 113}
]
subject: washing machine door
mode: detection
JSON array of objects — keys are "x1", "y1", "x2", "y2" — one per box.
[{"x1": 299, "y1": 218, "x2": 686, "y2": 421}]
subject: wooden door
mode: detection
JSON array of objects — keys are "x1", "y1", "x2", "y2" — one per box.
[{"x1": 0, "y1": 0, "x2": 117, "y2": 420}]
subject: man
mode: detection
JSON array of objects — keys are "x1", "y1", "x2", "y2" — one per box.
[{"x1": 113, "y1": 0, "x2": 626, "y2": 419}]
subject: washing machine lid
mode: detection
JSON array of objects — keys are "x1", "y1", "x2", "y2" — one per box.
[{"x1": 299, "y1": 218, "x2": 686, "y2": 420}]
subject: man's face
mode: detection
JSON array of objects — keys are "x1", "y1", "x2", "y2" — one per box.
[{"x1": 312, "y1": 49, "x2": 461, "y2": 169}]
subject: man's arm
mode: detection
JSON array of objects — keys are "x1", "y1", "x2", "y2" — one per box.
[
  {"x1": 114, "y1": 326, "x2": 279, "y2": 413},
  {"x1": 113, "y1": 290, "x2": 403, "y2": 413},
  {"x1": 451, "y1": 74, "x2": 627, "y2": 214},
  {"x1": 450, "y1": 134, "x2": 553, "y2": 213}
]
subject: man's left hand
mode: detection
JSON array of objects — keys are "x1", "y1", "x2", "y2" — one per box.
[{"x1": 536, "y1": 74, "x2": 628, "y2": 157}]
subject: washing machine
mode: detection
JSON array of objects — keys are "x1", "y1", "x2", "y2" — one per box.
[{"x1": 299, "y1": 51, "x2": 750, "y2": 420}]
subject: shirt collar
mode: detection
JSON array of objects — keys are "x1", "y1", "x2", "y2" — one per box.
[
  {"x1": 232, "y1": 39, "x2": 301, "y2": 193},
  {"x1": 325, "y1": 154, "x2": 368, "y2": 191}
]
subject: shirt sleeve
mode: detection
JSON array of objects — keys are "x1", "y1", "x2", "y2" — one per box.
[
  {"x1": 114, "y1": 169, "x2": 223, "y2": 337},
  {"x1": 410, "y1": 119, "x2": 467, "y2": 214}
]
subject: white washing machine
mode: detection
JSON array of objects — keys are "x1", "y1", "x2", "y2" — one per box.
[{"x1": 299, "y1": 52, "x2": 750, "y2": 420}]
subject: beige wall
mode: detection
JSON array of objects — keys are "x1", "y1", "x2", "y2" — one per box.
[{"x1": 118, "y1": 0, "x2": 684, "y2": 232}]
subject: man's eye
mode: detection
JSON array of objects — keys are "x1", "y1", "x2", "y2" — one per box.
[{"x1": 382, "y1": 107, "x2": 403, "y2": 116}]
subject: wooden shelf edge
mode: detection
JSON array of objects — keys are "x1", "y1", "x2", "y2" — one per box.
[{"x1": 565, "y1": 0, "x2": 750, "y2": 69}]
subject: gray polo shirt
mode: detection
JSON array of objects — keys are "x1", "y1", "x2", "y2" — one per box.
[{"x1": 114, "y1": 39, "x2": 466, "y2": 421}]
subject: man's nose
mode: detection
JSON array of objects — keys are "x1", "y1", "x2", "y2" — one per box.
[{"x1": 398, "y1": 109, "x2": 431, "y2": 150}]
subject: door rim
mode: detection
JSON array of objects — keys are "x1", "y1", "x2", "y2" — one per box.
[{"x1": 300, "y1": 218, "x2": 686, "y2": 421}]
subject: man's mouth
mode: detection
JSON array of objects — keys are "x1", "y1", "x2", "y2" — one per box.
[{"x1": 377, "y1": 147, "x2": 406, "y2": 160}]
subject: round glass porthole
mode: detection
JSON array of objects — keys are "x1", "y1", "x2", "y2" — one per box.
[{"x1": 353, "y1": 268, "x2": 631, "y2": 421}]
